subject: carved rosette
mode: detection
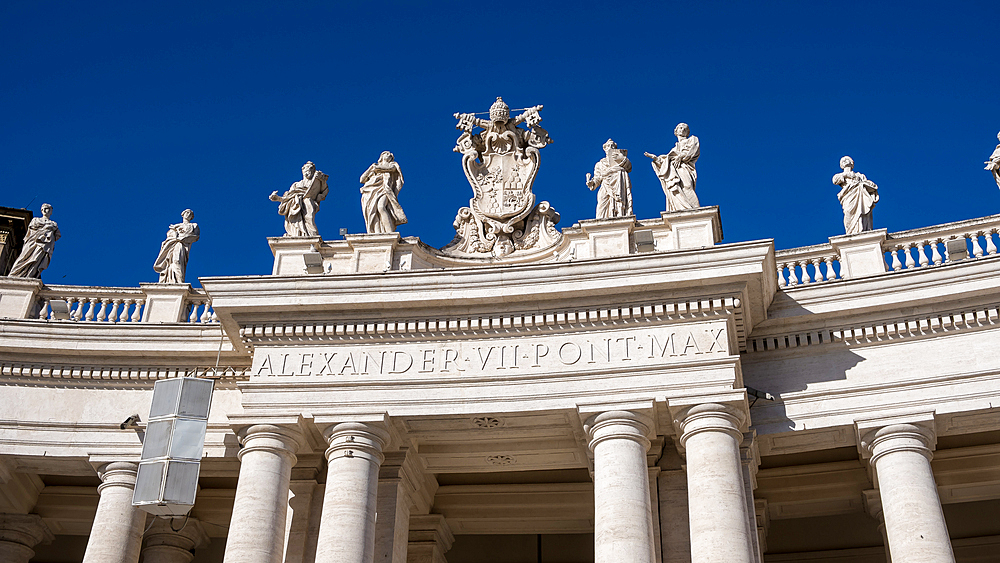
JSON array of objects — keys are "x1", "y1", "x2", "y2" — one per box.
[{"x1": 444, "y1": 97, "x2": 561, "y2": 258}]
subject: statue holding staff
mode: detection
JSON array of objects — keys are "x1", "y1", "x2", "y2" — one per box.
[
  {"x1": 586, "y1": 139, "x2": 633, "y2": 219},
  {"x1": 8, "y1": 203, "x2": 60, "y2": 279},
  {"x1": 153, "y1": 209, "x2": 199, "y2": 283},
  {"x1": 986, "y1": 132, "x2": 1000, "y2": 190},
  {"x1": 832, "y1": 156, "x2": 879, "y2": 235},
  {"x1": 360, "y1": 151, "x2": 407, "y2": 234},
  {"x1": 645, "y1": 122, "x2": 700, "y2": 212},
  {"x1": 270, "y1": 161, "x2": 329, "y2": 237}
]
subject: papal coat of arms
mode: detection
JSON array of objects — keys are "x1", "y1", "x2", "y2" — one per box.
[{"x1": 442, "y1": 97, "x2": 562, "y2": 258}]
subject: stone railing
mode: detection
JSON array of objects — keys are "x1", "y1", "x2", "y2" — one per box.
[
  {"x1": 777, "y1": 214, "x2": 1000, "y2": 288},
  {"x1": 185, "y1": 289, "x2": 218, "y2": 323},
  {"x1": 882, "y1": 215, "x2": 1000, "y2": 272},
  {"x1": 37, "y1": 285, "x2": 146, "y2": 322}
]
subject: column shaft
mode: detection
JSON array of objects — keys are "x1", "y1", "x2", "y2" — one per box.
[
  {"x1": 676, "y1": 403, "x2": 752, "y2": 563},
  {"x1": 223, "y1": 424, "x2": 301, "y2": 563},
  {"x1": 867, "y1": 424, "x2": 954, "y2": 563},
  {"x1": 587, "y1": 410, "x2": 654, "y2": 563},
  {"x1": 315, "y1": 421, "x2": 389, "y2": 563},
  {"x1": 82, "y1": 462, "x2": 147, "y2": 563}
]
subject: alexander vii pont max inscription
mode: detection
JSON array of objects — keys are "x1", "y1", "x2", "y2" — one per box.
[{"x1": 251, "y1": 324, "x2": 729, "y2": 378}]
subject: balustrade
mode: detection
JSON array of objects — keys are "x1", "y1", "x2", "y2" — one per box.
[
  {"x1": 775, "y1": 245, "x2": 842, "y2": 288},
  {"x1": 34, "y1": 286, "x2": 217, "y2": 324}
]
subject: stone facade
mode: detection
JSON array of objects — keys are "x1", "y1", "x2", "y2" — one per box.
[{"x1": 2, "y1": 200, "x2": 1000, "y2": 562}]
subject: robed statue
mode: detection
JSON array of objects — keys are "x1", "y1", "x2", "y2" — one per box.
[
  {"x1": 8, "y1": 203, "x2": 60, "y2": 279},
  {"x1": 586, "y1": 139, "x2": 633, "y2": 219},
  {"x1": 270, "y1": 161, "x2": 329, "y2": 237},
  {"x1": 986, "y1": 132, "x2": 1000, "y2": 190},
  {"x1": 645, "y1": 122, "x2": 700, "y2": 212},
  {"x1": 360, "y1": 151, "x2": 407, "y2": 234},
  {"x1": 833, "y1": 156, "x2": 879, "y2": 235},
  {"x1": 153, "y1": 209, "x2": 200, "y2": 283}
]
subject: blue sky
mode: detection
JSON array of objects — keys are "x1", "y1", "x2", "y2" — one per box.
[{"x1": 2, "y1": 1, "x2": 998, "y2": 287}]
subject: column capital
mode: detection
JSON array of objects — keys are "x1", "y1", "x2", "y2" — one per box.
[
  {"x1": 856, "y1": 412, "x2": 936, "y2": 463},
  {"x1": 93, "y1": 461, "x2": 139, "y2": 494},
  {"x1": 0, "y1": 513, "x2": 54, "y2": 550},
  {"x1": 583, "y1": 409, "x2": 655, "y2": 452},
  {"x1": 408, "y1": 514, "x2": 455, "y2": 556},
  {"x1": 143, "y1": 517, "x2": 209, "y2": 560},
  {"x1": 321, "y1": 420, "x2": 390, "y2": 465},
  {"x1": 673, "y1": 403, "x2": 747, "y2": 450},
  {"x1": 862, "y1": 489, "x2": 884, "y2": 522},
  {"x1": 237, "y1": 424, "x2": 303, "y2": 464}
]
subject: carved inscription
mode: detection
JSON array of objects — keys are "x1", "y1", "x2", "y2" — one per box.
[{"x1": 251, "y1": 323, "x2": 730, "y2": 379}]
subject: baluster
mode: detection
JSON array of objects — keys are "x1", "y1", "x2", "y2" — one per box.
[
  {"x1": 210, "y1": 311, "x2": 218, "y2": 323},
  {"x1": 67, "y1": 297, "x2": 79, "y2": 320},
  {"x1": 109, "y1": 299, "x2": 122, "y2": 322},
  {"x1": 986, "y1": 229, "x2": 998, "y2": 256},
  {"x1": 38, "y1": 299, "x2": 50, "y2": 320},
  {"x1": 96, "y1": 299, "x2": 109, "y2": 322},
  {"x1": 823, "y1": 257, "x2": 836, "y2": 280},
  {"x1": 84, "y1": 298, "x2": 97, "y2": 321},
  {"x1": 971, "y1": 232, "x2": 985, "y2": 258},
  {"x1": 787, "y1": 262, "x2": 799, "y2": 286},
  {"x1": 929, "y1": 239, "x2": 943, "y2": 265},
  {"x1": 132, "y1": 300, "x2": 144, "y2": 322},
  {"x1": 917, "y1": 242, "x2": 929, "y2": 267},
  {"x1": 188, "y1": 301, "x2": 200, "y2": 323},
  {"x1": 800, "y1": 260, "x2": 812, "y2": 283},
  {"x1": 119, "y1": 299, "x2": 133, "y2": 322},
  {"x1": 200, "y1": 304, "x2": 212, "y2": 323},
  {"x1": 889, "y1": 246, "x2": 903, "y2": 271},
  {"x1": 810, "y1": 258, "x2": 822, "y2": 282},
  {"x1": 904, "y1": 243, "x2": 917, "y2": 269},
  {"x1": 777, "y1": 266, "x2": 787, "y2": 288}
]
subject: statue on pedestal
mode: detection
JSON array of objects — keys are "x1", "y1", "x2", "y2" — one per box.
[
  {"x1": 270, "y1": 161, "x2": 329, "y2": 237},
  {"x1": 986, "y1": 132, "x2": 1000, "y2": 190},
  {"x1": 586, "y1": 139, "x2": 633, "y2": 219},
  {"x1": 360, "y1": 151, "x2": 407, "y2": 234},
  {"x1": 645, "y1": 122, "x2": 700, "y2": 212},
  {"x1": 833, "y1": 156, "x2": 879, "y2": 235},
  {"x1": 153, "y1": 209, "x2": 199, "y2": 283},
  {"x1": 8, "y1": 203, "x2": 59, "y2": 279},
  {"x1": 444, "y1": 97, "x2": 561, "y2": 258}
]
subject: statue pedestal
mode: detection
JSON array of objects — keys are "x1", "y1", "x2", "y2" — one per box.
[
  {"x1": 268, "y1": 237, "x2": 324, "y2": 276},
  {"x1": 577, "y1": 217, "x2": 636, "y2": 259},
  {"x1": 0, "y1": 277, "x2": 43, "y2": 319},
  {"x1": 660, "y1": 206, "x2": 723, "y2": 250},
  {"x1": 344, "y1": 233, "x2": 402, "y2": 273},
  {"x1": 140, "y1": 283, "x2": 192, "y2": 323},
  {"x1": 830, "y1": 229, "x2": 888, "y2": 280}
]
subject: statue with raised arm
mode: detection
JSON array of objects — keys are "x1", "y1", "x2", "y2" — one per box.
[
  {"x1": 833, "y1": 156, "x2": 879, "y2": 235},
  {"x1": 9, "y1": 203, "x2": 60, "y2": 279},
  {"x1": 360, "y1": 151, "x2": 408, "y2": 234},
  {"x1": 986, "y1": 132, "x2": 1000, "y2": 190},
  {"x1": 645, "y1": 122, "x2": 700, "y2": 212},
  {"x1": 153, "y1": 209, "x2": 199, "y2": 283},
  {"x1": 586, "y1": 139, "x2": 633, "y2": 219},
  {"x1": 269, "y1": 161, "x2": 329, "y2": 237}
]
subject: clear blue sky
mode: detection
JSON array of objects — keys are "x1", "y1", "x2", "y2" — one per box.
[{"x1": 2, "y1": 1, "x2": 998, "y2": 288}]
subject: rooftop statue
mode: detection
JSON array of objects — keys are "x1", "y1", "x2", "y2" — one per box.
[
  {"x1": 833, "y1": 156, "x2": 879, "y2": 235},
  {"x1": 645, "y1": 122, "x2": 701, "y2": 212},
  {"x1": 360, "y1": 151, "x2": 407, "y2": 234},
  {"x1": 986, "y1": 132, "x2": 1000, "y2": 190},
  {"x1": 153, "y1": 209, "x2": 199, "y2": 284},
  {"x1": 269, "y1": 161, "x2": 329, "y2": 237},
  {"x1": 444, "y1": 97, "x2": 561, "y2": 258},
  {"x1": 586, "y1": 139, "x2": 633, "y2": 219},
  {"x1": 8, "y1": 203, "x2": 59, "y2": 279}
]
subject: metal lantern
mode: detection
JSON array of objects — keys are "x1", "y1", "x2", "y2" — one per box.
[{"x1": 132, "y1": 377, "x2": 214, "y2": 516}]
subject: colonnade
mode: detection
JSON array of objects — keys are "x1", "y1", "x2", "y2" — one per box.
[{"x1": 35, "y1": 408, "x2": 957, "y2": 563}]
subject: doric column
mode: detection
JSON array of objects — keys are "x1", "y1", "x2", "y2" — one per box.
[
  {"x1": 657, "y1": 438, "x2": 691, "y2": 563},
  {"x1": 406, "y1": 514, "x2": 454, "y2": 563},
  {"x1": 82, "y1": 461, "x2": 147, "y2": 563},
  {"x1": 863, "y1": 489, "x2": 891, "y2": 563},
  {"x1": 376, "y1": 448, "x2": 421, "y2": 563},
  {"x1": 223, "y1": 424, "x2": 302, "y2": 563},
  {"x1": 585, "y1": 410, "x2": 655, "y2": 563},
  {"x1": 740, "y1": 432, "x2": 763, "y2": 563},
  {"x1": 675, "y1": 403, "x2": 752, "y2": 563},
  {"x1": 0, "y1": 514, "x2": 53, "y2": 563},
  {"x1": 859, "y1": 420, "x2": 954, "y2": 563},
  {"x1": 283, "y1": 480, "x2": 320, "y2": 563},
  {"x1": 315, "y1": 420, "x2": 390, "y2": 563},
  {"x1": 141, "y1": 517, "x2": 209, "y2": 563}
]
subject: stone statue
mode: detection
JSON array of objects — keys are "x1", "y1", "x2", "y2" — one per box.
[
  {"x1": 586, "y1": 139, "x2": 633, "y2": 219},
  {"x1": 445, "y1": 97, "x2": 561, "y2": 258},
  {"x1": 269, "y1": 161, "x2": 329, "y2": 237},
  {"x1": 986, "y1": 132, "x2": 1000, "y2": 190},
  {"x1": 153, "y1": 209, "x2": 200, "y2": 283},
  {"x1": 8, "y1": 203, "x2": 60, "y2": 279},
  {"x1": 832, "y1": 156, "x2": 879, "y2": 235},
  {"x1": 645, "y1": 123, "x2": 700, "y2": 212},
  {"x1": 360, "y1": 151, "x2": 408, "y2": 234}
]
